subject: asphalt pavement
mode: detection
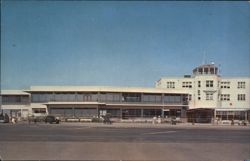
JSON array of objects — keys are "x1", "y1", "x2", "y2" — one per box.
[{"x1": 0, "y1": 122, "x2": 249, "y2": 161}]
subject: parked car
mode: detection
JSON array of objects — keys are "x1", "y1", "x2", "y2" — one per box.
[
  {"x1": 45, "y1": 115, "x2": 60, "y2": 124},
  {"x1": 0, "y1": 113, "x2": 10, "y2": 123}
]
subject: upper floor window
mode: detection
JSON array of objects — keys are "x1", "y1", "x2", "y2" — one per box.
[
  {"x1": 206, "y1": 80, "x2": 213, "y2": 87},
  {"x1": 238, "y1": 82, "x2": 246, "y2": 89},
  {"x1": 166, "y1": 82, "x2": 175, "y2": 88},
  {"x1": 237, "y1": 94, "x2": 246, "y2": 101},
  {"x1": 2, "y1": 95, "x2": 29, "y2": 104},
  {"x1": 206, "y1": 93, "x2": 213, "y2": 100},
  {"x1": 122, "y1": 93, "x2": 141, "y2": 102},
  {"x1": 198, "y1": 81, "x2": 201, "y2": 87},
  {"x1": 220, "y1": 81, "x2": 230, "y2": 89},
  {"x1": 182, "y1": 82, "x2": 192, "y2": 88},
  {"x1": 220, "y1": 94, "x2": 230, "y2": 101},
  {"x1": 142, "y1": 94, "x2": 162, "y2": 103}
]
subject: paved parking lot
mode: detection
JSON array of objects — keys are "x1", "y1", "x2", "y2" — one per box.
[{"x1": 0, "y1": 123, "x2": 249, "y2": 161}]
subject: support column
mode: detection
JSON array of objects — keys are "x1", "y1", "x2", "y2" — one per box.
[
  {"x1": 245, "y1": 111, "x2": 247, "y2": 121},
  {"x1": 120, "y1": 108, "x2": 123, "y2": 119},
  {"x1": 214, "y1": 109, "x2": 217, "y2": 122},
  {"x1": 141, "y1": 109, "x2": 143, "y2": 118},
  {"x1": 97, "y1": 92, "x2": 100, "y2": 102},
  {"x1": 75, "y1": 92, "x2": 77, "y2": 102},
  {"x1": 97, "y1": 106, "x2": 99, "y2": 118},
  {"x1": 161, "y1": 93, "x2": 164, "y2": 104}
]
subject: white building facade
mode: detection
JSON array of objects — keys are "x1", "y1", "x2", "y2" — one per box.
[{"x1": 156, "y1": 64, "x2": 250, "y2": 122}]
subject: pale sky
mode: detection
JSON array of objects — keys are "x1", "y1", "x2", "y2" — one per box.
[{"x1": 1, "y1": 1, "x2": 250, "y2": 89}]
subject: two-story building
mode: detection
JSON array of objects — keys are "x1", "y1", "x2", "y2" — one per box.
[{"x1": 1, "y1": 86, "x2": 189, "y2": 121}]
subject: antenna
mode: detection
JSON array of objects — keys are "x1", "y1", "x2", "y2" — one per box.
[{"x1": 218, "y1": 64, "x2": 221, "y2": 75}]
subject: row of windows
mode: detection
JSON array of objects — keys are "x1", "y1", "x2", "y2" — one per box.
[
  {"x1": 182, "y1": 82, "x2": 192, "y2": 88},
  {"x1": 1, "y1": 95, "x2": 29, "y2": 104},
  {"x1": 195, "y1": 94, "x2": 246, "y2": 101},
  {"x1": 166, "y1": 82, "x2": 175, "y2": 88},
  {"x1": 194, "y1": 67, "x2": 218, "y2": 75},
  {"x1": 238, "y1": 82, "x2": 246, "y2": 88},
  {"x1": 220, "y1": 94, "x2": 230, "y2": 101},
  {"x1": 220, "y1": 82, "x2": 230, "y2": 89},
  {"x1": 30, "y1": 92, "x2": 186, "y2": 104},
  {"x1": 166, "y1": 80, "x2": 214, "y2": 88},
  {"x1": 220, "y1": 94, "x2": 246, "y2": 101},
  {"x1": 165, "y1": 81, "x2": 246, "y2": 89}
]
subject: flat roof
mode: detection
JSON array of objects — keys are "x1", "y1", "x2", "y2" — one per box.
[
  {"x1": 43, "y1": 102, "x2": 187, "y2": 107},
  {"x1": 0, "y1": 90, "x2": 30, "y2": 95},
  {"x1": 44, "y1": 102, "x2": 105, "y2": 105},
  {"x1": 25, "y1": 86, "x2": 188, "y2": 94}
]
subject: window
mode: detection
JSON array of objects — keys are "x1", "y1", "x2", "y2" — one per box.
[
  {"x1": 238, "y1": 94, "x2": 246, "y2": 101},
  {"x1": 32, "y1": 92, "x2": 54, "y2": 102},
  {"x1": 142, "y1": 94, "x2": 162, "y2": 103},
  {"x1": 206, "y1": 93, "x2": 213, "y2": 100},
  {"x1": 220, "y1": 81, "x2": 230, "y2": 89},
  {"x1": 2, "y1": 95, "x2": 29, "y2": 104},
  {"x1": 204, "y1": 68, "x2": 208, "y2": 74},
  {"x1": 238, "y1": 82, "x2": 245, "y2": 89},
  {"x1": 188, "y1": 94, "x2": 192, "y2": 101},
  {"x1": 198, "y1": 81, "x2": 201, "y2": 87},
  {"x1": 197, "y1": 90, "x2": 200, "y2": 96},
  {"x1": 206, "y1": 80, "x2": 213, "y2": 87},
  {"x1": 166, "y1": 82, "x2": 175, "y2": 88},
  {"x1": 33, "y1": 108, "x2": 46, "y2": 113},
  {"x1": 220, "y1": 94, "x2": 230, "y2": 101},
  {"x1": 182, "y1": 82, "x2": 192, "y2": 88},
  {"x1": 54, "y1": 92, "x2": 76, "y2": 102},
  {"x1": 164, "y1": 94, "x2": 182, "y2": 104},
  {"x1": 99, "y1": 93, "x2": 120, "y2": 102},
  {"x1": 122, "y1": 93, "x2": 141, "y2": 102}
]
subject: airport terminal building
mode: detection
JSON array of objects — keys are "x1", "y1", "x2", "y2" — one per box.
[{"x1": 1, "y1": 64, "x2": 249, "y2": 123}]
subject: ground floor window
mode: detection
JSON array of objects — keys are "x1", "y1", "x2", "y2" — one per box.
[
  {"x1": 143, "y1": 109, "x2": 162, "y2": 118},
  {"x1": 122, "y1": 109, "x2": 141, "y2": 119},
  {"x1": 187, "y1": 109, "x2": 214, "y2": 123},
  {"x1": 74, "y1": 108, "x2": 97, "y2": 117},
  {"x1": 49, "y1": 107, "x2": 98, "y2": 118},
  {"x1": 33, "y1": 108, "x2": 46, "y2": 114},
  {"x1": 104, "y1": 109, "x2": 121, "y2": 118},
  {"x1": 216, "y1": 111, "x2": 246, "y2": 120}
]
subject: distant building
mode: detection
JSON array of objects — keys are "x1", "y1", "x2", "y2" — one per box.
[{"x1": 156, "y1": 63, "x2": 250, "y2": 123}]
